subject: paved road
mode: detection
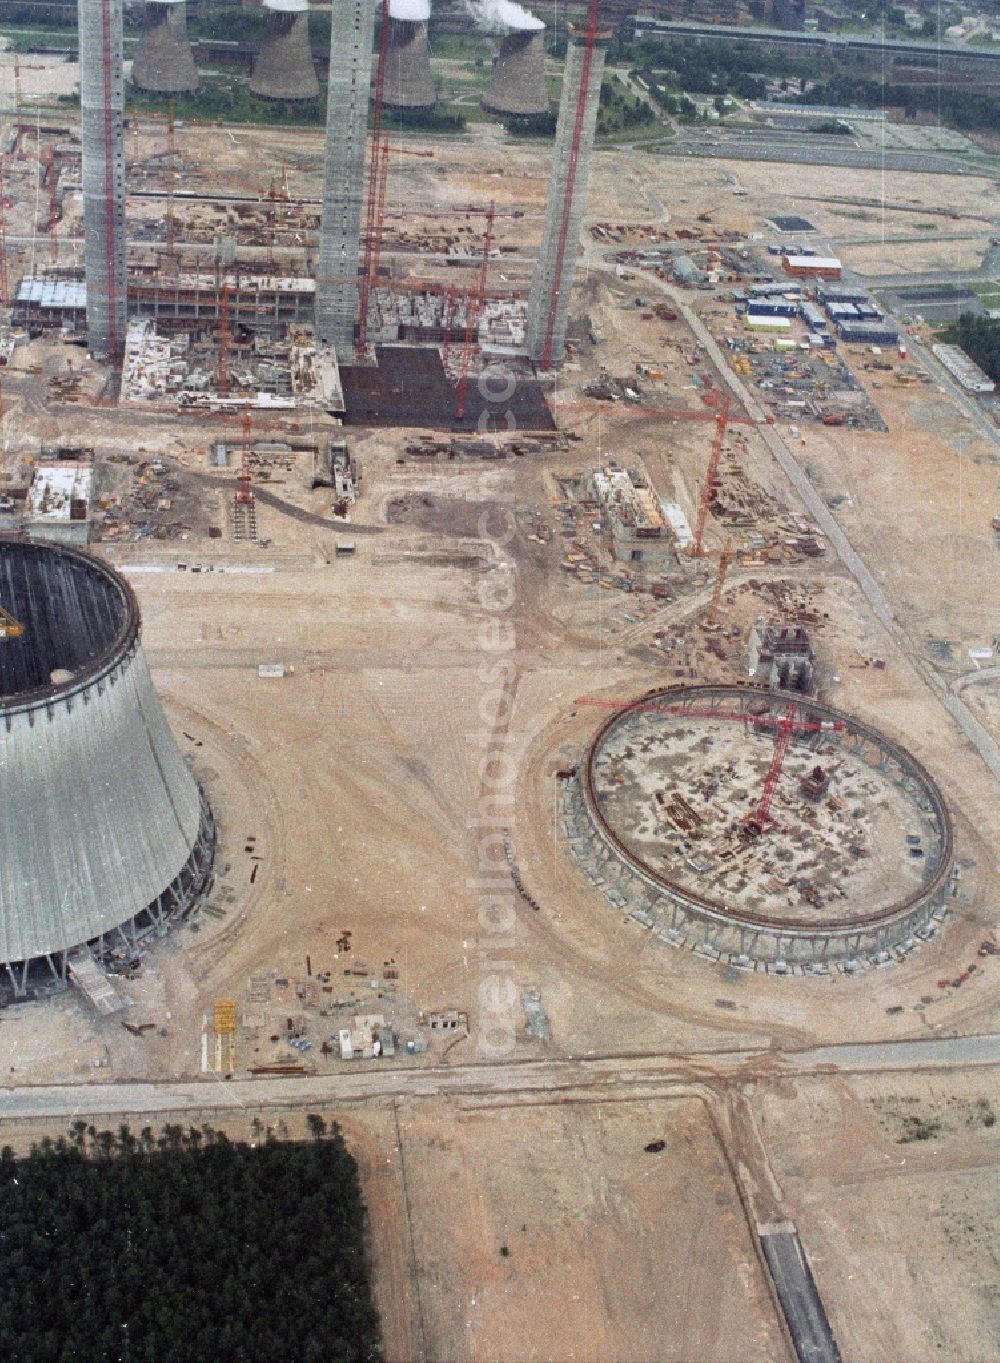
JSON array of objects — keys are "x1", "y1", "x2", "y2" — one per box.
[
  {"x1": 761, "y1": 1228, "x2": 843, "y2": 1363},
  {"x1": 650, "y1": 133, "x2": 977, "y2": 177},
  {"x1": 1, "y1": 1035, "x2": 998, "y2": 1122}
]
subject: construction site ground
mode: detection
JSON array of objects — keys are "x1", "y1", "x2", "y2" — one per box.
[{"x1": 0, "y1": 103, "x2": 999, "y2": 1361}]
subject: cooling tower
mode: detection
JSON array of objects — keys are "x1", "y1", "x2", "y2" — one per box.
[
  {"x1": 250, "y1": 0, "x2": 319, "y2": 101},
  {"x1": 482, "y1": 28, "x2": 548, "y2": 117},
  {"x1": 383, "y1": 19, "x2": 435, "y2": 110},
  {"x1": 0, "y1": 539, "x2": 214, "y2": 996},
  {"x1": 132, "y1": 0, "x2": 199, "y2": 95}
]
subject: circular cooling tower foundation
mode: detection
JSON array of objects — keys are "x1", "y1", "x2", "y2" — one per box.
[
  {"x1": 560, "y1": 685, "x2": 954, "y2": 974},
  {"x1": 0, "y1": 539, "x2": 214, "y2": 997}
]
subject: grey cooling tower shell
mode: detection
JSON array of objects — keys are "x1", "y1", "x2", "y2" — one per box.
[
  {"x1": 0, "y1": 539, "x2": 214, "y2": 992},
  {"x1": 132, "y1": 1, "x2": 199, "y2": 95},
  {"x1": 250, "y1": 9, "x2": 320, "y2": 101},
  {"x1": 482, "y1": 29, "x2": 548, "y2": 117},
  {"x1": 383, "y1": 19, "x2": 435, "y2": 110}
]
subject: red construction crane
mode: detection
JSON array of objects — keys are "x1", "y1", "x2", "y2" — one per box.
[
  {"x1": 573, "y1": 695, "x2": 845, "y2": 833},
  {"x1": 265, "y1": 179, "x2": 276, "y2": 273},
  {"x1": 704, "y1": 539, "x2": 733, "y2": 629},
  {"x1": 371, "y1": 133, "x2": 390, "y2": 282},
  {"x1": 217, "y1": 283, "x2": 232, "y2": 392},
  {"x1": 690, "y1": 393, "x2": 731, "y2": 558},
  {"x1": 355, "y1": 0, "x2": 392, "y2": 360},
  {"x1": 441, "y1": 287, "x2": 456, "y2": 365},
  {"x1": 43, "y1": 143, "x2": 58, "y2": 262},
  {"x1": 756, "y1": 706, "x2": 799, "y2": 832},
  {"x1": 0, "y1": 156, "x2": 9, "y2": 309},
  {"x1": 454, "y1": 200, "x2": 495, "y2": 423},
  {"x1": 235, "y1": 405, "x2": 253, "y2": 506},
  {"x1": 538, "y1": 0, "x2": 602, "y2": 372}
]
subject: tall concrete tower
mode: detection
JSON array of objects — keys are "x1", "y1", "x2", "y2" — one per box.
[
  {"x1": 315, "y1": 0, "x2": 377, "y2": 354},
  {"x1": 526, "y1": 22, "x2": 608, "y2": 370},
  {"x1": 482, "y1": 28, "x2": 548, "y2": 117},
  {"x1": 78, "y1": 0, "x2": 127, "y2": 359},
  {"x1": 250, "y1": 0, "x2": 319, "y2": 101},
  {"x1": 384, "y1": 9, "x2": 435, "y2": 111},
  {"x1": 132, "y1": 0, "x2": 199, "y2": 94}
]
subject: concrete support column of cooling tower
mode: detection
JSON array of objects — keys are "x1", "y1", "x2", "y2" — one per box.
[
  {"x1": 384, "y1": 18, "x2": 435, "y2": 109},
  {"x1": 132, "y1": 1, "x2": 198, "y2": 95},
  {"x1": 482, "y1": 28, "x2": 548, "y2": 117},
  {"x1": 526, "y1": 26, "x2": 608, "y2": 370},
  {"x1": 78, "y1": 0, "x2": 127, "y2": 359},
  {"x1": 250, "y1": 0, "x2": 319, "y2": 100},
  {"x1": 315, "y1": 0, "x2": 377, "y2": 353}
]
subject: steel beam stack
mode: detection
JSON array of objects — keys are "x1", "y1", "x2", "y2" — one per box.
[
  {"x1": 250, "y1": 0, "x2": 319, "y2": 101},
  {"x1": 525, "y1": 21, "x2": 608, "y2": 370},
  {"x1": 315, "y1": 0, "x2": 377, "y2": 354},
  {"x1": 78, "y1": 0, "x2": 127, "y2": 358},
  {"x1": 132, "y1": 0, "x2": 199, "y2": 94}
]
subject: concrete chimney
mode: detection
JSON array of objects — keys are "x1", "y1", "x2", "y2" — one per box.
[
  {"x1": 482, "y1": 28, "x2": 548, "y2": 117},
  {"x1": 526, "y1": 22, "x2": 609, "y2": 369},
  {"x1": 315, "y1": 0, "x2": 378, "y2": 355},
  {"x1": 383, "y1": 19, "x2": 435, "y2": 110},
  {"x1": 78, "y1": 0, "x2": 127, "y2": 358},
  {"x1": 250, "y1": 0, "x2": 319, "y2": 101},
  {"x1": 132, "y1": 0, "x2": 198, "y2": 95}
]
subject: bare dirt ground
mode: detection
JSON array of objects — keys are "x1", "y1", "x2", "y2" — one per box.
[
  {"x1": 755, "y1": 1069, "x2": 1000, "y2": 1362},
  {"x1": 393, "y1": 1094, "x2": 786, "y2": 1363},
  {"x1": 1, "y1": 103, "x2": 999, "y2": 1359}
]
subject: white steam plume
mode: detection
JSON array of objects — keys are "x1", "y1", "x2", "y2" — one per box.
[
  {"x1": 465, "y1": 0, "x2": 544, "y2": 33},
  {"x1": 390, "y1": 0, "x2": 431, "y2": 21}
]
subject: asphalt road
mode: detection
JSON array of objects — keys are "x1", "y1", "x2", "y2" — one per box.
[
  {"x1": 651, "y1": 132, "x2": 977, "y2": 177},
  {"x1": 760, "y1": 1229, "x2": 843, "y2": 1363},
  {"x1": 1, "y1": 1034, "x2": 997, "y2": 1122}
]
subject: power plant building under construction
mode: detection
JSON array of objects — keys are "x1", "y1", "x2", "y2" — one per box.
[{"x1": 0, "y1": 540, "x2": 214, "y2": 997}]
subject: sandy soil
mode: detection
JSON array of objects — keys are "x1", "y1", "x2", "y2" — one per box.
[
  {"x1": 0, "y1": 97, "x2": 999, "y2": 1362},
  {"x1": 755, "y1": 1070, "x2": 1000, "y2": 1362},
  {"x1": 396, "y1": 1094, "x2": 786, "y2": 1363}
]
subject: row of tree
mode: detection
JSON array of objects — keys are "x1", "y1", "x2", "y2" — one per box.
[
  {"x1": 796, "y1": 76, "x2": 1000, "y2": 133},
  {"x1": 0, "y1": 1119, "x2": 382, "y2": 1363},
  {"x1": 596, "y1": 78, "x2": 658, "y2": 136}
]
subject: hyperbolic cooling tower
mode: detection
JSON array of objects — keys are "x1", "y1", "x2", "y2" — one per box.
[
  {"x1": 482, "y1": 28, "x2": 548, "y2": 117},
  {"x1": 250, "y1": 0, "x2": 320, "y2": 101},
  {"x1": 383, "y1": 17, "x2": 435, "y2": 110},
  {"x1": 0, "y1": 539, "x2": 214, "y2": 996},
  {"x1": 132, "y1": 0, "x2": 199, "y2": 95}
]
